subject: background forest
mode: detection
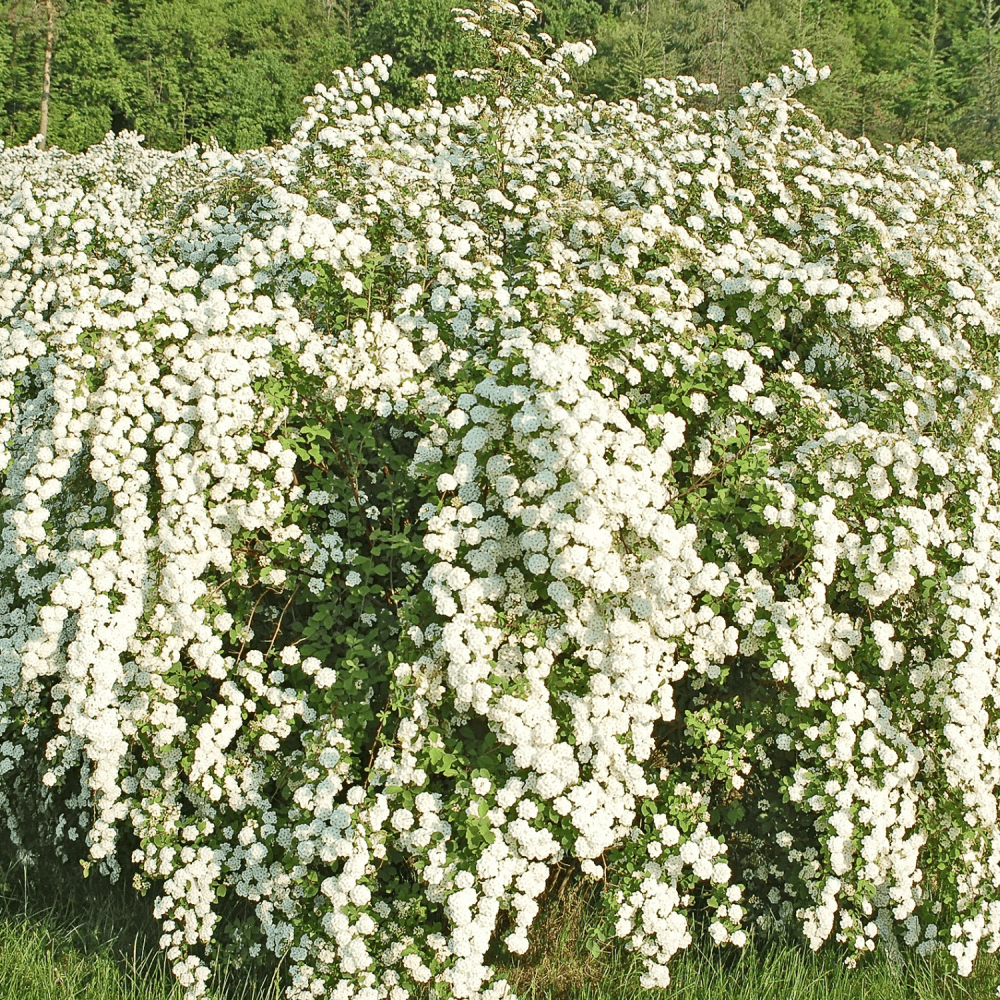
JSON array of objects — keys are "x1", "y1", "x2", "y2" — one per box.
[{"x1": 0, "y1": 0, "x2": 998, "y2": 169}]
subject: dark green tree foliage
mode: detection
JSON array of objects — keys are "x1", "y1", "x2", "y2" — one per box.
[
  {"x1": 215, "y1": 0, "x2": 355, "y2": 150},
  {"x1": 534, "y1": 0, "x2": 605, "y2": 45},
  {"x1": 823, "y1": 0, "x2": 911, "y2": 148},
  {"x1": 0, "y1": 13, "x2": 14, "y2": 130},
  {"x1": 360, "y1": 0, "x2": 483, "y2": 108},
  {"x1": 49, "y1": 0, "x2": 127, "y2": 150},
  {"x1": 320, "y1": 0, "x2": 379, "y2": 50},
  {"x1": 949, "y1": 0, "x2": 1000, "y2": 157},
  {"x1": 898, "y1": 0, "x2": 962, "y2": 144},
  {"x1": 121, "y1": 0, "x2": 232, "y2": 149},
  {"x1": 565, "y1": 0, "x2": 681, "y2": 103},
  {"x1": 0, "y1": 0, "x2": 998, "y2": 164},
  {"x1": 1, "y1": 0, "x2": 358, "y2": 152},
  {"x1": 2, "y1": 0, "x2": 50, "y2": 146}
]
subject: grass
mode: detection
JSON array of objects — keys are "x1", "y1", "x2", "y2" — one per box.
[
  {"x1": 0, "y1": 846, "x2": 285, "y2": 1000},
  {"x1": 1, "y1": 844, "x2": 999, "y2": 1000}
]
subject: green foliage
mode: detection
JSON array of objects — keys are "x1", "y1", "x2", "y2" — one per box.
[
  {"x1": 360, "y1": 0, "x2": 483, "y2": 108},
  {"x1": 45, "y1": 0, "x2": 126, "y2": 151},
  {"x1": 0, "y1": 0, "x2": 997, "y2": 161},
  {"x1": 534, "y1": 0, "x2": 606, "y2": 45},
  {"x1": 566, "y1": 2, "x2": 679, "y2": 103}
]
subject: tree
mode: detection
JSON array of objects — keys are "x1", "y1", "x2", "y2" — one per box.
[
  {"x1": 360, "y1": 0, "x2": 484, "y2": 108},
  {"x1": 219, "y1": 0, "x2": 354, "y2": 150},
  {"x1": 950, "y1": 0, "x2": 1000, "y2": 160},
  {"x1": 900, "y1": 0, "x2": 958, "y2": 143},
  {"x1": 3, "y1": 0, "x2": 67, "y2": 148},
  {"x1": 319, "y1": 0, "x2": 378, "y2": 50},
  {"x1": 970, "y1": 0, "x2": 1000, "y2": 153},
  {"x1": 0, "y1": 13, "x2": 12, "y2": 138},
  {"x1": 561, "y1": 0, "x2": 679, "y2": 103},
  {"x1": 45, "y1": 0, "x2": 130, "y2": 151},
  {"x1": 114, "y1": 0, "x2": 353, "y2": 151},
  {"x1": 533, "y1": 0, "x2": 605, "y2": 45},
  {"x1": 839, "y1": 0, "x2": 911, "y2": 147},
  {"x1": 37, "y1": 0, "x2": 53, "y2": 147}
]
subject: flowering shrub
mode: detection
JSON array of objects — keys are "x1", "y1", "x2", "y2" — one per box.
[{"x1": 3, "y1": 1, "x2": 1000, "y2": 997}]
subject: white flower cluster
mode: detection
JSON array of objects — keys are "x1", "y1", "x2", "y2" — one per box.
[{"x1": 3, "y1": 2, "x2": 1000, "y2": 998}]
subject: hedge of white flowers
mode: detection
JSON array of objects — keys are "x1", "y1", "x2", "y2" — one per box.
[{"x1": 3, "y1": 1, "x2": 1000, "y2": 997}]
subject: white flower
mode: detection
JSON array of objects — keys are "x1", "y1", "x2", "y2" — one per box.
[
  {"x1": 712, "y1": 862, "x2": 731, "y2": 883},
  {"x1": 526, "y1": 553, "x2": 548, "y2": 574},
  {"x1": 168, "y1": 267, "x2": 200, "y2": 290},
  {"x1": 341, "y1": 272, "x2": 363, "y2": 295},
  {"x1": 495, "y1": 474, "x2": 519, "y2": 497},
  {"x1": 689, "y1": 392, "x2": 709, "y2": 415},
  {"x1": 708, "y1": 921, "x2": 729, "y2": 943},
  {"x1": 5, "y1": 29, "x2": 999, "y2": 995}
]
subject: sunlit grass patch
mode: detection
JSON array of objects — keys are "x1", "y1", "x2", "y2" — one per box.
[{"x1": 0, "y1": 846, "x2": 286, "y2": 1000}]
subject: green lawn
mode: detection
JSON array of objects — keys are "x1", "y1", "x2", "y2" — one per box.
[
  {"x1": 1, "y1": 846, "x2": 998, "y2": 1000},
  {"x1": 0, "y1": 846, "x2": 284, "y2": 1000}
]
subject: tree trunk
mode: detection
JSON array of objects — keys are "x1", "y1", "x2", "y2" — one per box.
[{"x1": 38, "y1": 0, "x2": 54, "y2": 149}]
